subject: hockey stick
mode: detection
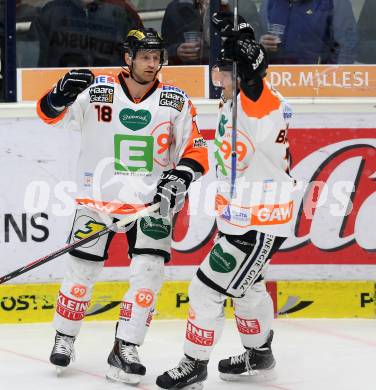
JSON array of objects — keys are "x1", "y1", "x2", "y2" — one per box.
[
  {"x1": 0, "y1": 203, "x2": 160, "y2": 285},
  {"x1": 230, "y1": 0, "x2": 239, "y2": 199}
]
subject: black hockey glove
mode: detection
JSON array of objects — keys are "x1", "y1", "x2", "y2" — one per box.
[
  {"x1": 154, "y1": 168, "x2": 194, "y2": 217},
  {"x1": 211, "y1": 11, "x2": 255, "y2": 40},
  {"x1": 49, "y1": 69, "x2": 95, "y2": 109},
  {"x1": 223, "y1": 37, "x2": 268, "y2": 81}
]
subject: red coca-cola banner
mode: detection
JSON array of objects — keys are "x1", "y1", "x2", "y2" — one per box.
[{"x1": 106, "y1": 129, "x2": 376, "y2": 267}]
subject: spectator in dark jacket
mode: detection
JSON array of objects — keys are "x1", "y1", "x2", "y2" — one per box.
[
  {"x1": 259, "y1": 0, "x2": 357, "y2": 64},
  {"x1": 357, "y1": 0, "x2": 376, "y2": 64},
  {"x1": 29, "y1": 0, "x2": 143, "y2": 67},
  {"x1": 230, "y1": 0, "x2": 262, "y2": 39},
  {"x1": 161, "y1": 0, "x2": 208, "y2": 65},
  {"x1": 162, "y1": 0, "x2": 261, "y2": 65}
]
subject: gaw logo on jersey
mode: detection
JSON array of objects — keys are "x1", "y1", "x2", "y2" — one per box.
[
  {"x1": 209, "y1": 244, "x2": 237, "y2": 273},
  {"x1": 114, "y1": 134, "x2": 154, "y2": 173},
  {"x1": 119, "y1": 109, "x2": 151, "y2": 131}
]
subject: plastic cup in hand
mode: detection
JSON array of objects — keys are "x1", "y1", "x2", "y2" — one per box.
[
  {"x1": 184, "y1": 31, "x2": 201, "y2": 43},
  {"x1": 267, "y1": 23, "x2": 285, "y2": 44}
]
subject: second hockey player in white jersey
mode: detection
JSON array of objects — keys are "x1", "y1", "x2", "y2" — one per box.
[
  {"x1": 36, "y1": 28, "x2": 208, "y2": 384},
  {"x1": 156, "y1": 13, "x2": 295, "y2": 390}
]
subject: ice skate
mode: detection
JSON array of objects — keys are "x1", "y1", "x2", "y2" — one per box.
[
  {"x1": 218, "y1": 330, "x2": 276, "y2": 382},
  {"x1": 156, "y1": 355, "x2": 208, "y2": 390},
  {"x1": 106, "y1": 338, "x2": 146, "y2": 384},
  {"x1": 49, "y1": 331, "x2": 75, "y2": 375}
]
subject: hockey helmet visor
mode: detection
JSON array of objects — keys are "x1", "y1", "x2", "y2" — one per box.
[{"x1": 211, "y1": 48, "x2": 233, "y2": 87}]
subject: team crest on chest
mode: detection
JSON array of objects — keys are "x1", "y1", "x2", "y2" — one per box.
[{"x1": 119, "y1": 108, "x2": 152, "y2": 130}]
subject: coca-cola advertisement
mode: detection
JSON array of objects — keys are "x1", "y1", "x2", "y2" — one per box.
[{"x1": 277, "y1": 128, "x2": 376, "y2": 264}]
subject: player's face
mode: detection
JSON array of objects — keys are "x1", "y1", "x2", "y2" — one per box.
[
  {"x1": 219, "y1": 70, "x2": 232, "y2": 100},
  {"x1": 129, "y1": 50, "x2": 161, "y2": 83},
  {"x1": 212, "y1": 67, "x2": 233, "y2": 100}
]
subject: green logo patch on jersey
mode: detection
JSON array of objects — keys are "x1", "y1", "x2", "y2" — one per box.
[
  {"x1": 218, "y1": 114, "x2": 228, "y2": 137},
  {"x1": 214, "y1": 138, "x2": 227, "y2": 176},
  {"x1": 140, "y1": 216, "x2": 171, "y2": 240},
  {"x1": 114, "y1": 134, "x2": 154, "y2": 172},
  {"x1": 119, "y1": 108, "x2": 151, "y2": 130},
  {"x1": 209, "y1": 244, "x2": 236, "y2": 273}
]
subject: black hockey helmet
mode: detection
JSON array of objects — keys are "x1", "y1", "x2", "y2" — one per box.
[
  {"x1": 123, "y1": 28, "x2": 167, "y2": 65},
  {"x1": 216, "y1": 48, "x2": 233, "y2": 71},
  {"x1": 211, "y1": 48, "x2": 232, "y2": 88}
]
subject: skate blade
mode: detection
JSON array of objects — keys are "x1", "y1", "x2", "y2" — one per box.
[
  {"x1": 157, "y1": 382, "x2": 204, "y2": 390},
  {"x1": 106, "y1": 365, "x2": 142, "y2": 385},
  {"x1": 183, "y1": 382, "x2": 204, "y2": 390},
  {"x1": 219, "y1": 368, "x2": 277, "y2": 383}
]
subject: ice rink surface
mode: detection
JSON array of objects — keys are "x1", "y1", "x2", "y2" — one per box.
[{"x1": 1, "y1": 318, "x2": 375, "y2": 390}]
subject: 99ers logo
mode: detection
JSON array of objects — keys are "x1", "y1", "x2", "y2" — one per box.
[
  {"x1": 70, "y1": 284, "x2": 87, "y2": 298},
  {"x1": 219, "y1": 129, "x2": 255, "y2": 172},
  {"x1": 151, "y1": 122, "x2": 172, "y2": 168},
  {"x1": 135, "y1": 288, "x2": 154, "y2": 308},
  {"x1": 188, "y1": 307, "x2": 196, "y2": 320}
]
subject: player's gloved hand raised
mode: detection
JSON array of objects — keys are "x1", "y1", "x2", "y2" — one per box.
[
  {"x1": 211, "y1": 11, "x2": 255, "y2": 39},
  {"x1": 223, "y1": 37, "x2": 267, "y2": 81},
  {"x1": 49, "y1": 69, "x2": 95, "y2": 109},
  {"x1": 154, "y1": 168, "x2": 194, "y2": 217}
]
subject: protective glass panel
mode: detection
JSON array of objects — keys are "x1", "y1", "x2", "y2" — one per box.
[{"x1": 14, "y1": 1, "x2": 375, "y2": 67}]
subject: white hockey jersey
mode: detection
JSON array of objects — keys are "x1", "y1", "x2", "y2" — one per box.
[
  {"x1": 37, "y1": 72, "x2": 208, "y2": 214},
  {"x1": 214, "y1": 80, "x2": 295, "y2": 237}
]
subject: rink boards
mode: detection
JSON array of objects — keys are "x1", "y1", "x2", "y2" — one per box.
[
  {"x1": 0, "y1": 280, "x2": 374, "y2": 324},
  {"x1": 1, "y1": 94, "x2": 376, "y2": 325}
]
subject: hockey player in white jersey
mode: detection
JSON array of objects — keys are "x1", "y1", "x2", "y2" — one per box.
[
  {"x1": 156, "y1": 13, "x2": 295, "y2": 390},
  {"x1": 36, "y1": 28, "x2": 208, "y2": 384}
]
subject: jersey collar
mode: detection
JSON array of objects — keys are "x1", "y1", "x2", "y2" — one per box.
[{"x1": 118, "y1": 71, "x2": 160, "y2": 104}]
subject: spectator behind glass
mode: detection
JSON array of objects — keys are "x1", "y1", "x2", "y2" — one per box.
[
  {"x1": 162, "y1": 0, "x2": 232, "y2": 65},
  {"x1": 201, "y1": 1, "x2": 262, "y2": 55},
  {"x1": 357, "y1": 0, "x2": 376, "y2": 63},
  {"x1": 17, "y1": 0, "x2": 40, "y2": 67},
  {"x1": 29, "y1": 0, "x2": 143, "y2": 67},
  {"x1": 259, "y1": 0, "x2": 357, "y2": 64},
  {"x1": 229, "y1": 0, "x2": 262, "y2": 39},
  {"x1": 16, "y1": 0, "x2": 38, "y2": 22}
]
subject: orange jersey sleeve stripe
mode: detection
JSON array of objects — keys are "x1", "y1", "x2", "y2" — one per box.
[
  {"x1": 181, "y1": 118, "x2": 209, "y2": 174},
  {"x1": 36, "y1": 92, "x2": 67, "y2": 125},
  {"x1": 240, "y1": 80, "x2": 280, "y2": 119}
]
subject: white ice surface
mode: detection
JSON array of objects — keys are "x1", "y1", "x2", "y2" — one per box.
[{"x1": 1, "y1": 319, "x2": 375, "y2": 390}]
